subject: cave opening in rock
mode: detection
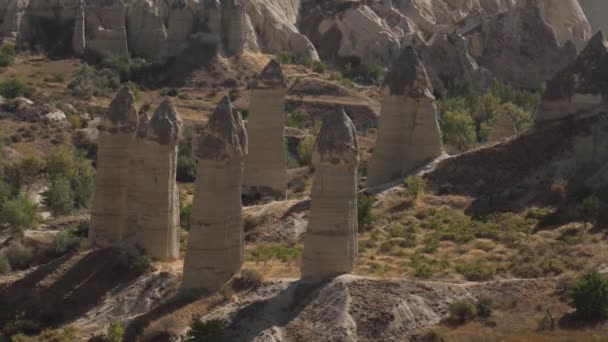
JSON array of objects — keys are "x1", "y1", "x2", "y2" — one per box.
[{"x1": 25, "y1": 17, "x2": 75, "y2": 57}]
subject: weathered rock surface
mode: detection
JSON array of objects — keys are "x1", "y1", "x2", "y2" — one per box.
[
  {"x1": 89, "y1": 87, "x2": 138, "y2": 247},
  {"x1": 534, "y1": 0, "x2": 591, "y2": 50},
  {"x1": 244, "y1": 60, "x2": 288, "y2": 200},
  {"x1": 366, "y1": 47, "x2": 443, "y2": 187},
  {"x1": 72, "y1": 4, "x2": 85, "y2": 55},
  {"x1": 487, "y1": 112, "x2": 517, "y2": 142},
  {"x1": 301, "y1": 109, "x2": 359, "y2": 281},
  {"x1": 126, "y1": 0, "x2": 167, "y2": 59},
  {"x1": 85, "y1": 0, "x2": 129, "y2": 57},
  {"x1": 182, "y1": 96, "x2": 248, "y2": 291},
  {"x1": 536, "y1": 31, "x2": 608, "y2": 123},
  {"x1": 579, "y1": 0, "x2": 608, "y2": 36},
  {"x1": 134, "y1": 98, "x2": 182, "y2": 261}
]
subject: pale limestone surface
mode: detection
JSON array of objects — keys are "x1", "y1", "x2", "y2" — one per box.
[
  {"x1": 366, "y1": 47, "x2": 443, "y2": 187},
  {"x1": 89, "y1": 87, "x2": 138, "y2": 247},
  {"x1": 243, "y1": 60, "x2": 288, "y2": 200},
  {"x1": 487, "y1": 113, "x2": 517, "y2": 142},
  {"x1": 134, "y1": 99, "x2": 182, "y2": 261},
  {"x1": 182, "y1": 96, "x2": 248, "y2": 291},
  {"x1": 301, "y1": 109, "x2": 359, "y2": 281}
]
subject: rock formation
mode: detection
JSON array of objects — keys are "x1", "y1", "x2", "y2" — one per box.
[
  {"x1": 182, "y1": 96, "x2": 248, "y2": 291},
  {"x1": 85, "y1": 0, "x2": 129, "y2": 57},
  {"x1": 222, "y1": 0, "x2": 245, "y2": 56},
  {"x1": 487, "y1": 112, "x2": 517, "y2": 142},
  {"x1": 579, "y1": 0, "x2": 608, "y2": 36},
  {"x1": 133, "y1": 99, "x2": 182, "y2": 261},
  {"x1": 72, "y1": 4, "x2": 85, "y2": 55},
  {"x1": 534, "y1": 0, "x2": 591, "y2": 50},
  {"x1": 536, "y1": 31, "x2": 608, "y2": 123},
  {"x1": 123, "y1": 112, "x2": 149, "y2": 240},
  {"x1": 366, "y1": 47, "x2": 443, "y2": 187},
  {"x1": 243, "y1": 59, "x2": 288, "y2": 200},
  {"x1": 126, "y1": 0, "x2": 167, "y2": 59},
  {"x1": 301, "y1": 109, "x2": 359, "y2": 281},
  {"x1": 89, "y1": 87, "x2": 138, "y2": 247}
]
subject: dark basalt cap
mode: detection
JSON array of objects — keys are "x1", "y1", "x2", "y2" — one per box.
[
  {"x1": 198, "y1": 96, "x2": 247, "y2": 161},
  {"x1": 543, "y1": 31, "x2": 608, "y2": 101},
  {"x1": 251, "y1": 59, "x2": 288, "y2": 89},
  {"x1": 383, "y1": 46, "x2": 434, "y2": 98},
  {"x1": 148, "y1": 98, "x2": 182, "y2": 145},
  {"x1": 103, "y1": 87, "x2": 138, "y2": 133},
  {"x1": 313, "y1": 108, "x2": 359, "y2": 165}
]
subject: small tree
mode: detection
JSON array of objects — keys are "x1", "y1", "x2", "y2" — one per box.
[
  {"x1": 357, "y1": 193, "x2": 374, "y2": 232},
  {"x1": 43, "y1": 177, "x2": 74, "y2": 216},
  {"x1": 449, "y1": 300, "x2": 477, "y2": 323},
  {"x1": 0, "y1": 195, "x2": 41, "y2": 232},
  {"x1": 442, "y1": 110, "x2": 476, "y2": 150},
  {"x1": 404, "y1": 176, "x2": 426, "y2": 202},
  {"x1": 183, "y1": 315, "x2": 224, "y2": 342},
  {"x1": 572, "y1": 271, "x2": 608, "y2": 321},
  {"x1": 297, "y1": 136, "x2": 315, "y2": 167},
  {"x1": 579, "y1": 195, "x2": 601, "y2": 229}
]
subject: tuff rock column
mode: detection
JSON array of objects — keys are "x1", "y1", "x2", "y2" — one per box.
[
  {"x1": 301, "y1": 109, "x2": 359, "y2": 281},
  {"x1": 243, "y1": 60, "x2": 288, "y2": 200},
  {"x1": 182, "y1": 96, "x2": 248, "y2": 290},
  {"x1": 134, "y1": 99, "x2": 182, "y2": 261},
  {"x1": 89, "y1": 87, "x2": 138, "y2": 246},
  {"x1": 222, "y1": 0, "x2": 245, "y2": 56},
  {"x1": 72, "y1": 4, "x2": 86, "y2": 55},
  {"x1": 366, "y1": 47, "x2": 443, "y2": 187}
]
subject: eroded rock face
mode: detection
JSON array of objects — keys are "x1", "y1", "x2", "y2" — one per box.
[
  {"x1": 85, "y1": 0, "x2": 129, "y2": 57},
  {"x1": 487, "y1": 112, "x2": 517, "y2": 142},
  {"x1": 222, "y1": 0, "x2": 245, "y2": 56},
  {"x1": 72, "y1": 4, "x2": 85, "y2": 55},
  {"x1": 126, "y1": 0, "x2": 167, "y2": 59},
  {"x1": 536, "y1": 31, "x2": 608, "y2": 123},
  {"x1": 182, "y1": 96, "x2": 248, "y2": 291},
  {"x1": 534, "y1": 0, "x2": 591, "y2": 50},
  {"x1": 366, "y1": 47, "x2": 443, "y2": 187},
  {"x1": 301, "y1": 109, "x2": 359, "y2": 281},
  {"x1": 134, "y1": 99, "x2": 182, "y2": 261},
  {"x1": 463, "y1": 0, "x2": 577, "y2": 89},
  {"x1": 89, "y1": 87, "x2": 138, "y2": 247},
  {"x1": 579, "y1": 0, "x2": 608, "y2": 36},
  {"x1": 243, "y1": 59, "x2": 288, "y2": 200}
]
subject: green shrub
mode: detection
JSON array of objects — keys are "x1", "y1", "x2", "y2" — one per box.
[
  {"x1": 179, "y1": 192, "x2": 192, "y2": 231},
  {"x1": 248, "y1": 244, "x2": 302, "y2": 263},
  {"x1": 297, "y1": 135, "x2": 315, "y2": 166},
  {"x1": 476, "y1": 298, "x2": 494, "y2": 317},
  {"x1": 449, "y1": 300, "x2": 477, "y2": 323},
  {"x1": 0, "y1": 44, "x2": 15, "y2": 68},
  {"x1": 456, "y1": 263, "x2": 496, "y2": 281},
  {"x1": 414, "y1": 263, "x2": 433, "y2": 279},
  {"x1": 312, "y1": 61, "x2": 326, "y2": 74},
  {"x1": 0, "y1": 77, "x2": 29, "y2": 99},
  {"x1": 357, "y1": 193, "x2": 374, "y2": 232},
  {"x1": 571, "y1": 271, "x2": 608, "y2": 321},
  {"x1": 184, "y1": 315, "x2": 224, "y2": 342},
  {"x1": 44, "y1": 147, "x2": 94, "y2": 210},
  {"x1": 89, "y1": 321, "x2": 124, "y2": 342},
  {"x1": 404, "y1": 176, "x2": 426, "y2": 201},
  {"x1": 1, "y1": 195, "x2": 42, "y2": 232},
  {"x1": 5, "y1": 242, "x2": 34, "y2": 270},
  {"x1": 579, "y1": 195, "x2": 601, "y2": 228},
  {"x1": 442, "y1": 110, "x2": 476, "y2": 150},
  {"x1": 43, "y1": 177, "x2": 74, "y2": 216},
  {"x1": 343, "y1": 59, "x2": 384, "y2": 85}
]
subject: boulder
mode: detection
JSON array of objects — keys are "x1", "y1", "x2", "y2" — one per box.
[
  {"x1": 367, "y1": 46, "x2": 443, "y2": 187},
  {"x1": 301, "y1": 109, "x2": 359, "y2": 281},
  {"x1": 182, "y1": 96, "x2": 248, "y2": 291},
  {"x1": 89, "y1": 87, "x2": 138, "y2": 247},
  {"x1": 536, "y1": 32, "x2": 608, "y2": 123},
  {"x1": 243, "y1": 59, "x2": 288, "y2": 200}
]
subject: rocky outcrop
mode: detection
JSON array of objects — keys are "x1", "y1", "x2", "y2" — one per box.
[
  {"x1": 366, "y1": 47, "x2": 443, "y2": 187},
  {"x1": 301, "y1": 109, "x2": 359, "y2": 281},
  {"x1": 89, "y1": 87, "x2": 138, "y2": 247},
  {"x1": 534, "y1": 0, "x2": 591, "y2": 50},
  {"x1": 134, "y1": 99, "x2": 182, "y2": 261},
  {"x1": 0, "y1": 0, "x2": 29, "y2": 40},
  {"x1": 487, "y1": 112, "x2": 516, "y2": 142},
  {"x1": 243, "y1": 60, "x2": 288, "y2": 200},
  {"x1": 536, "y1": 32, "x2": 608, "y2": 123},
  {"x1": 126, "y1": 0, "x2": 167, "y2": 59},
  {"x1": 462, "y1": 0, "x2": 577, "y2": 90},
  {"x1": 222, "y1": 0, "x2": 245, "y2": 56},
  {"x1": 182, "y1": 96, "x2": 248, "y2": 291},
  {"x1": 579, "y1": 0, "x2": 608, "y2": 36},
  {"x1": 85, "y1": 0, "x2": 129, "y2": 57}
]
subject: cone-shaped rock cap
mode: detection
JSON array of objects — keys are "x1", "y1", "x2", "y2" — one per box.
[
  {"x1": 198, "y1": 96, "x2": 247, "y2": 161},
  {"x1": 251, "y1": 59, "x2": 288, "y2": 89},
  {"x1": 104, "y1": 87, "x2": 138, "y2": 132},
  {"x1": 313, "y1": 109, "x2": 359, "y2": 165},
  {"x1": 543, "y1": 31, "x2": 608, "y2": 101},
  {"x1": 383, "y1": 46, "x2": 434, "y2": 98},
  {"x1": 148, "y1": 98, "x2": 182, "y2": 145}
]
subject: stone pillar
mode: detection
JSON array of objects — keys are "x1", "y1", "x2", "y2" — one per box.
[
  {"x1": 301, "y1": 109, "x2": 359, "y2": 281},
  {"x1": 243, "y1": 60, "x2": 288, "y2": 200},
  {"x1": 366, "y1": 47, "x2": 443, "y2": 187},
  {"x1": 487, "y1": 113, "x2": 517, "y2": 142},
  {"x1": 89, "y1": 87, "x2": 138, "y2": 246},
  {"x1": 222, "y1": 0, "x2": 245, "y2": 56},
  {"x1": 134, "y1": 99, "x2": 182, "y2": 261},
  {"x1": 72, "y1": 4, "x2": 86, "y2": 55},
  {"x1": 182, "y1": 96, "x2": 248, "y2": 291}
]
